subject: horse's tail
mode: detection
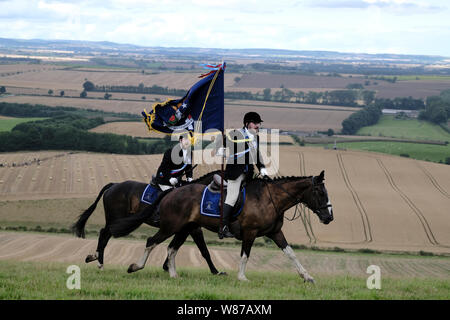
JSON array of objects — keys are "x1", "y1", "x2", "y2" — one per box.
[
  {"x1": 72, "y1": 183, "x2": 115, "y2": 238},
  {"x1": 110, "y1": 189, "x2": 172, "y2": 238}
]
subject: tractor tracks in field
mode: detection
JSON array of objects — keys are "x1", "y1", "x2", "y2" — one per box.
[
  {"x1": 297, "y1": 152, "x2": 317, "y2": 244},
  {"x1": 415, "y1": 162, "x2": 450, "y2": 200},
  {"x1": 336, "y1": 153, "x2": 373, "y2": 243},
  {"x1": 376, "y1": 158, "x2": 447, "y2": 248}
]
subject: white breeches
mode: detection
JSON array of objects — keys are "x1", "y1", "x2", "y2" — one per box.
[
  {"x1": 158, "y1": 184, "x2": 173, "y2": 191},
  {"x1": 224, "y1": 174, "x2": 245, "y2": 206}
]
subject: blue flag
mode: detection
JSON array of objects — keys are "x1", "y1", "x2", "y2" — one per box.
[{"x1": 143, "y1": 63, "x2": 225, "y2": 134}]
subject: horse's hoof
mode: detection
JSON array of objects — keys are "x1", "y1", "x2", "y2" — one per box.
[
  {"x1": 97, "y1": 264, "x2": 104, "y2": 271},
  {"x1": 128, "y1": 263, "x2": 139, "y2": 273},
  {"x1": 85, "y1": 255, "x2": 97, "y2": 263},
  {"x1": 305, "y1": 277, "x2": 315, "y2": 284},
  {"x1": 238, "y1": 276, "x2": 249, "y2": 282},
  {"x1": 217, "y1": 271, "x2": 228, "y2": 276}
]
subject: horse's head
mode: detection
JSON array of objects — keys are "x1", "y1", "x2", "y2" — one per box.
[{"x1": 303, "y1": 170, "x2": 334, "y2": 225}]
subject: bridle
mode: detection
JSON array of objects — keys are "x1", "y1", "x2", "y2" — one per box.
[
  {"x1": 262, "y1": 175, "x2": 329, "y2": 221},
  {"x1": 310, "y1": 181, "x2": 333, "y2": 215}
]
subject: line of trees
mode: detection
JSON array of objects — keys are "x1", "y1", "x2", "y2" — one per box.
[
  {"x1": 373, "y1": 97, "x2": 425, "y2": 110},
  {"x1": 418, "y1": 91, "x2": 450, "y2": 124},
  {"x1": 0, "y1": 103, "x2": 172, "y2": 154},
  {"x1": 0, "y1": 114, "x2": 173, "y2": 154},
  {"x1": 0, "y1": 102, "x2": 139, "y2": 120},
  {"x1": 88, "y1": 81, "x2": 369, "y2": 107},
  {"x1": 341, "y1": 105, "x2": 383, "y2": 135},
  {"x1": 91, "y1": 83, "x2": 186, "y2": 97},
  {"x1": 340, "y1": 90, "x2": 449, "y2": 134},
  {"x1": 84, "y1": 80, "x2": 431, "y2": 111}
]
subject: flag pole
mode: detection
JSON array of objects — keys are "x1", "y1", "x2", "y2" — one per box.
[
  {"x1": 219, "y1": 61, "x2": 225, "y2": 236},
  {"x1": 219, "y1": 130, "x2": 225, "y2": 235}
]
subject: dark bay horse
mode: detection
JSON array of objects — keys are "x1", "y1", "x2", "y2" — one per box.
[
  {"x1": 71, "y1": 170, "x2": 222, "y2": 274},
  {"x1": 110, "y1": 171, "x2": 333, "y2": 282}
]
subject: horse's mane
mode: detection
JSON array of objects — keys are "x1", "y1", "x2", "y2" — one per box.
[
  {"x1": 190, "y1": 170, "x2": 313, "y2": 185},
  {"x1": 190, "y1": 170, "x2": 221, "y2": 183},
  {"x1": 254, "y1": 175, "x2": 313, "y2": 183}
]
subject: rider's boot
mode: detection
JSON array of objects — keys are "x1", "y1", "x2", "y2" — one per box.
[
  {"x1": 143, "y1": 204, "x2": 159, "y2": 225},
  {"x1": 218, "y1": 203, "x2": 235, "y2": 239}
]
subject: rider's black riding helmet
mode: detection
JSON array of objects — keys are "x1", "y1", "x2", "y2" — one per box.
[{"x1": 243, "y1": 112, "x2": 263, "y2": 126}]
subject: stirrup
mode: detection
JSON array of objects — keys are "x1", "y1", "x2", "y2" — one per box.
[{"x1": 218, "y1": 225, "x2": 234, "y2": 239}]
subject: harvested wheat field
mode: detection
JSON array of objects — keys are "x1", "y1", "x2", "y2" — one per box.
[
  {"x1": 0, "y1": 232, "x2": 449, "y2": 279},
  {"x1": 234, "y1": 72, "x2": 450, "y2": 100},
  {"x1": 0, "y1": 146, "x2": 449, "y2": 255},
  {"x1": 276, "y1": 146, "x2": 450, "y2": 254},
  {"x1": 0, "y1": 69, "x2": 239, "y2": 91}
]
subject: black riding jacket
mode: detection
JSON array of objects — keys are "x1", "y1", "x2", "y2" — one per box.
[
  {"x1": 220, "y1": 127, "x2": 265, "y2": 180},
  {"x1": 154, "y1": 144, "x2": 193, "y2": 185}
]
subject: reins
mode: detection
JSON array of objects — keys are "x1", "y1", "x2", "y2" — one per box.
[{"x1": 260, "y1": 175, "x2": 311, "y2": 221}]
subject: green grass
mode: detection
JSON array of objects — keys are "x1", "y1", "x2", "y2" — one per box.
[
  {"x1": 329, "y1": 141, "x2": 450, "y2": 163},
  {"x1": 0, "y1": 117, "x2": 47, "y2": 132},
  {"x1": 396, "y1": 75, "x2": 450, "y2": 81},
  {"x1": 316, "y1": 115, "x2": 450, "y2": 163},
  {"x1": 371, "y1": 75, "x2": 450, "y2": 81},
  {"x1": 357, "y1": 116, "x2": 450, "y2": 142},
  {"x1": 0, "y1": 260, "x2": 448, "y2": 300}
]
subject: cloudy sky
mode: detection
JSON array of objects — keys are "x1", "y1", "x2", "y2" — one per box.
[{"x1": 1, "y1": 0, "x2": 450, "y2": 56}]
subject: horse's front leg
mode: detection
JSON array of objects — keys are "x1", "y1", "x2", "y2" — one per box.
[
  {"x1": 267, "y1": 230, "x2": 314, "y2": 283},
  {"x1": 189, "y1": 227, "x2": 224, "y2": 275},
  {"x1": 238, "y1": 230, "x2": 257, "y2": 281}
]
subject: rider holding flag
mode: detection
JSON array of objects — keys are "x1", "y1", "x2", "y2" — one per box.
[
  {"x1": 154, "y1": 133, "x2": 194, "y2": 191},
  {"x1": 217, "y1": 111, "x2": 268, "y2": 239}
]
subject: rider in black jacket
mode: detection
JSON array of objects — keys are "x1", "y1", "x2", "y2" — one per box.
[
  {"x1": 217, "y1": 112, "x2": 268, "y2": 239},
  {"x1": 154, "y1": 134, "x2": 193, "y2": 191}
]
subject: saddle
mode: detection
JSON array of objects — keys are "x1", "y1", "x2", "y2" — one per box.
[
  {"x1": 201, "y1": 174, "x2": 245, "y2": 220},
  {"x1": 207, "y1": 174, "x2": 228, "y2": 192}
]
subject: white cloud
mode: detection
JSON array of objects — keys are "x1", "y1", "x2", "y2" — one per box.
[{"x1": 0, "y1": 0, "x2": 449, "y2": 56}]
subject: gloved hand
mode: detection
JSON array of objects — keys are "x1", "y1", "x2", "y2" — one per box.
[
  {"x1": 216, "y1": 147, "x2": 226, "y2": 157},
  {"x1": 187, "y1": 178, "x2": 193, "y2": 183},
  {"x1": 169, "y1": 177, "x2": 178, "y2": 186},
  {"x1": 260, "y1": 168, "x2": 268, "y2": 177}
]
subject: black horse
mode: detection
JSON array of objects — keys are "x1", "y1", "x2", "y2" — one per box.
[
  {"x1": 110, "y1": 171, "x2": 334, "y2": 282},
  {"x1": 71, "y1": 170, "x2": 223, "y2": 274}
]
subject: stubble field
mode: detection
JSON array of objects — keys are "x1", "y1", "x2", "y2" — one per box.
[{"x1": 1, "y1": 146, "x2": 449, "y2": 255}]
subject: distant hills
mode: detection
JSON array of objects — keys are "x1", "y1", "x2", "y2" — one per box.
[{"x1": 0, "y1": 37, "x2": 447, "y2": 65}]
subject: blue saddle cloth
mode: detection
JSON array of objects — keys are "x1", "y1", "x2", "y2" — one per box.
[
  {"x1": 200, "y1": 187, "x2": 245, "y2": 218},
  {"x1": 141, "y1": 184, "x2": 161, "y2": 205}
]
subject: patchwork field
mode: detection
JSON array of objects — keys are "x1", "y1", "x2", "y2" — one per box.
[
  {"x1": 3, "y1": 62, "x2": 447, "y2": 134},
  {"x1": 2, "y1": 64, "x2": 450, "y2": 100},
  {"x1": 0, "y1": 94, "x2": 355, "y2": 131},
  {"x1": 0, "y1": 67, "x2": 238, "y2": 91},
  {"x1": 234, "y1": 72, "x2": 450, "y2": 99}
]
